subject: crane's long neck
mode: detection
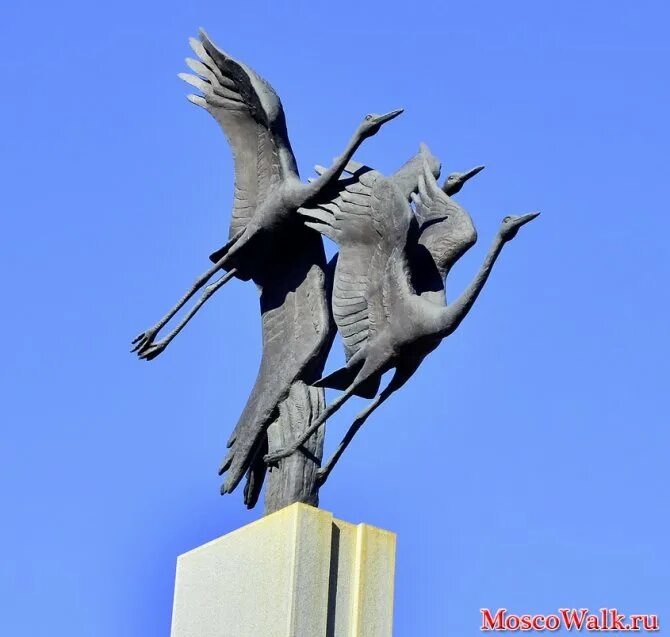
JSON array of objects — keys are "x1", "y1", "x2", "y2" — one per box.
[
  {"x1": 434, "y1": 233, "x2": 505, "y2": 337},
  {"x1": 299, "y1": 129, "x2": 365, "y2": 203}
]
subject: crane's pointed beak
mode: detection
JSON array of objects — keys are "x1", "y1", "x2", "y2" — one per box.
[
  {"x1": 375, "y1": 108, "x2": 404, "y2": 125},
  {"x1": 441, "y1": 164, "x2": 486, "y2": 195},
  {"x1": 463, "y1": 165, "x2": 485, "y2": 181},
  {"x1": 517, "y1": 211, "x2": 541, "y2": 226}
]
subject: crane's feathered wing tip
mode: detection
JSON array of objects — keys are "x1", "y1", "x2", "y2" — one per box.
[
  {"x1": 218, "y1": 453, "x2": 233, "y2": 477},
  {"x1": 223, "y1": 472, "x2": 244, "y2": 495},
  {"x1": 418, "y1": 142, "x2": 441, "y2": 178},
  {"x1": 420, "y1": 156, "x2": 442, "y2": 196},
  {"x1": 198, "y1": 27, "x2": 212, "y2": 44},
  {"x1": 186, "y1": 93, "x2": 207, "y2": 108},
  {"x1": 198, "y1": 28, "x2": 231, "y2": 59},
  {"x1": 413, "y1": 157, "x2": 451, "y2": 228},
  {"x1": 217, "y1": 448, "x2": 249, "y2": 496},
  {"x1": 188, "y1": 36, "x2": 211, "y2": 65},
  {"x1": 243, "y1": 476, "x2": 261, "y2": 509},
  {"x1": 179, "y1": 72, "x2": 205, "y2": 91}
]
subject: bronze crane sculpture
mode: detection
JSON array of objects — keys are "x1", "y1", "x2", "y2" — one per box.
[
  {"x1": 264, "y1": 161, "x2": 538, "y2": 483},
  {"x1": 410, "y1": 163, "x2": 484, "y2": 304},
  {"x1": 332, "y1": 149, "x2": 484, "y2": 307},
  {"x1": 131, "y1": 31, "x2": 401, "y2": 510},
  {"x1": 131, "y1": 30, "x2": 402, "y2": 362},
  {"x1": 131, "y1": 31, "x2": 539, "y2": 511}
]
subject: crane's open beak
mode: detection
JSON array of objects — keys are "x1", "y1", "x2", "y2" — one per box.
[
  {"x1": 517, "y1": 212, "x2": 541, "y2": 226},
  {"x1": 463, "y1": 165, "x2": 485, "y2": 182},
  {"x1": 374, "y1": 109, "x2": 404, "y2": 125}
]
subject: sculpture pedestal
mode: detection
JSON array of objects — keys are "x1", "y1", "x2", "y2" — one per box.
[{"x1": 170, "y1": 503, "x2": 396, "y2": 637}]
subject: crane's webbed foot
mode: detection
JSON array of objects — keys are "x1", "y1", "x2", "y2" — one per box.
[
  {"x1": 263, "y1": 446, "x2": 296, "y2": 465},
  {"x1": 131, "y1": 328, "x2": 158, "y2": 355},
  {"x1": 136, "y1": 339, "x2": 169, "y2": 361},
  {"x1": 131, "y1": 327, "x2": 169, "y2": 360},
  {"x1": 315, "y1": 466, "x2": 329, "y2": 486},
  {"x1": 264, "y1": 437, "x2": 322, "y2": 465}
]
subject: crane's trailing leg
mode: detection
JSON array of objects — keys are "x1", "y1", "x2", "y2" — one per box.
[
  {"x1": 317, "y1": 394, "x2": 385, "y2": 486},
  {"x1": 316, "y1": 363, "x2": 418, "y2": 485},
  {"x1": 137, "y1": 268, "x2": 238, "y2": 360},
  {"x1": 263, "y1": 372, "x2": 369, "y2": 465},
  {"x1": 131, "y1": 230, "x2": 242, "y2": 357}
]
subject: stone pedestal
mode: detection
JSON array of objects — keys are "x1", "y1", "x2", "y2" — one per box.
[{"x1": 170, "y1": 503, "x2": 396, "y2": 637}]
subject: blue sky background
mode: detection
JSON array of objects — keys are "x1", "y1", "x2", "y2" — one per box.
[{"x1": 2, "y1": 1, "x2": 669, "y2": 635}]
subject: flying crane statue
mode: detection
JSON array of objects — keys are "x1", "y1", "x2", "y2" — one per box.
[
  {"x1": 132, "y1": 31, "x2": 401, "y2": 363},
  {"x1": 132, "y1": 30, "x2": 539, "y2": 512},
  {"x1": 264, "y1": 160, "x2": 539, "y2": 483},
  {"x1": 131, "y1": 31, "x2": 401, "y2": 511}
]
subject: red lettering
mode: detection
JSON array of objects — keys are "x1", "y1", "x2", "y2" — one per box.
[
  {"x1": 586, "y1": 615, "x2": 600, "y2": 630},
  {"x1": 481, "y1": 608, "x2": 505, "y2": 631},
  {"x1": 559, "y1": 608, "x2": 588, "y2": 630},
  {"x1": 506, "y1": 614, "x2": 520, "y2": 630},
  {"x1": 610, "y1": 608, "x2": 626, "y2": 630},
  {"x1": 480, "y1": 608, "x2": 657, "y2": 632},
  {"x1": 519, "y1": 614, "x2": 532, "y2": 631},
  {"x1": 545, "y1": 614, "x2": 560, "y2": 631},
  {"x1": 643, "y1": 615, "x2": 659, "y2": 631}
]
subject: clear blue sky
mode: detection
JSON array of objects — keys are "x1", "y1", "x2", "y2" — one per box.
[{"x1": 2, "y1": 1, "x2": 669, "y2": 635}]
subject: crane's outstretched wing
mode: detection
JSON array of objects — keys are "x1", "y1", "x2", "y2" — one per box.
[
  {"x1": 389, "y1": 142, "x2": 441, "y2": 199},
  {"x1": 218, "y1": 227, "x2": 335, "y2": 500},
  {"x1": 412, "y1": 161, "x2": 477, "y2": 283},
  {"x1": 314, "y1": 142, "x2": 440, "y2": 199},
  {"x1": 181, "y1": 30, "x2": 298, "y2": 246},
  {"x1": 174, "y1": 33, "x2": 335, "y2": 506},
  {"x1": 299, "y1": 170, "x2": 413, "y2": 396}
]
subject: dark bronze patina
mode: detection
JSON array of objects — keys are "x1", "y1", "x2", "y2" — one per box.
[{"x1": 132, "y1": 30, "x2": 538, "y2": 514}]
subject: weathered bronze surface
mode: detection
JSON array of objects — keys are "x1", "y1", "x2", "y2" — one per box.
[{"x1": 132, "y1": 30, "x2": 538, "y2": 513}]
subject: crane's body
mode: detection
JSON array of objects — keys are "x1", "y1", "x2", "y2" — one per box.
[
  {"x1": 265, "y1": 160, "x2": 538, "y2": 482},
  {"x1": 131, "y1": 30, "x2": 401, "y2": 506},
  {"x1": 132, "y1": 30, "x2": 538, "y2": 506}
]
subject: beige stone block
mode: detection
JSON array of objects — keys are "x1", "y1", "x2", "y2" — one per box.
[{"x1": 170, "y1": 503, "x2": 396, "y2": 637}]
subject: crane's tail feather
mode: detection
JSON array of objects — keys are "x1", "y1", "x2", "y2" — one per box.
[{"x1": 242, "y1": 437, "x2": 268, "y2": 509}]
